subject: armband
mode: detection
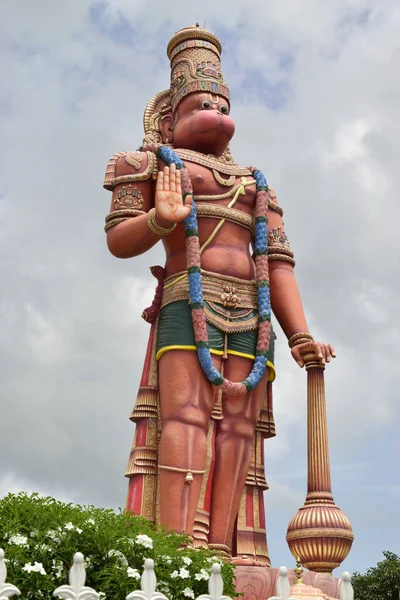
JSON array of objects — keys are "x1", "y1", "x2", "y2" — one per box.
[
  {"x1": 114, "y1": 184, "x2": 145, "y2": 210},
  {"x1": 104, "y1": 208, "x2": 145, "y2": 232},
  {"x1": 268, "y1": 227, "x2": 295, "y2": 267},
  {"x1": 103, "y1": 151, "x2": 158, "y2": 190}
]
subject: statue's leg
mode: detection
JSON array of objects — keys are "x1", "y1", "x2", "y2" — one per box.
[
  {"x1": 208, "y1": 354, "x2": 268, "y2": 547},
  {"x1": 158, "y1": 349, "x2": 219, "y2": 535}
]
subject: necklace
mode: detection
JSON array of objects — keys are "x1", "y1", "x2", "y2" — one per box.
[
  {"x1": 142, "y1": 143, "x2": 272, "y2": 396},
  {"x1": 175, "y1": 148, "x2": 251, "y2": 176},
  {"x1": 212, "y1": 170, "x2": 236, "y2": 187}
]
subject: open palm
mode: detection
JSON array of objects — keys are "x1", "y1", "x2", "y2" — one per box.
[{"x1": 155, "y1": 164, "x2": 192, "y2": 226}]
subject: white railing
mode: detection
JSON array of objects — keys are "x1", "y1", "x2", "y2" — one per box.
[
  {"x1": 266, "y1": 565, "x2": 354, "y2": 600},
  {"x1": 0, "y1": 548, "x2": 232, "y2": 600}
]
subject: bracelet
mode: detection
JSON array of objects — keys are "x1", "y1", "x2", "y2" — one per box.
[
  {"x1": 288, "y1": 332, "x2": 313, "y2": 349},
  {"x1": 146, "y1": 208, "x2": 177, "y2": 236}
]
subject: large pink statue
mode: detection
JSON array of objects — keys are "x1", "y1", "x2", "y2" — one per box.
[{"x1": 103, "y1": 25, "x2": 335, "y2": 565}]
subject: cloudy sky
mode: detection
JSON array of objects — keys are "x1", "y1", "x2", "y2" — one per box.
[{"x1": 1, "y1": 0, "x2": 399, "y2": 577}]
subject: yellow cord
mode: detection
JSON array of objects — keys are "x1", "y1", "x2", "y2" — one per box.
[
  {"x1": 163, "y1": 178, "x2": 255, "y2": 291},
  {"x1": 199, "y1": 178, "x2": 254, "y2": 254}
]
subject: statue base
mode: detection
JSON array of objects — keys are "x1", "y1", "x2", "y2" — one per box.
[{"x1": 235, "y1": 565, "x2": 341, "y2": 599}]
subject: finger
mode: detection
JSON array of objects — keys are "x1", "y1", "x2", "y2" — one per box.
[
  {"x1": 169, "y1": 163, "x2": 176, "y2": 192},
  {"x1": 328, "y1": 344, "x2": 336, "y2": 358},
  {"x1": 291, "y1": 347, "x2": 304, "y2": 367},
  {"x1": 156, "y1": 170, "x2": 164, "y2": 192},
  {"x1": 176, "y1": 168, "x2": 182, "y2": 196},
  {"x1": 184, "y1": 194, "x2": 192, "y2": 207},
  {"x1": 325, "y1": 345, "x2": 331, "y2": 363},
  {"x1": 163, "y1": 166, "x2": 170, "y2": 191},
  {"x1": 312, "y1": 341, "x2": 325, "y2": 364}
]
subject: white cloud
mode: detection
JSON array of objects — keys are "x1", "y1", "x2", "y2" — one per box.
[{"x1": 1, "y1": 0, "x2": 399, "y2": 575}]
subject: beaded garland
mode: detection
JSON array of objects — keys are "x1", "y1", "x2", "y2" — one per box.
[{"x1": 141, "y1": 143, "x2": 272, "y2": 396}]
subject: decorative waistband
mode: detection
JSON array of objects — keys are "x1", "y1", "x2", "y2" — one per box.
[
  {"x1": 196, "y1": 203, "x2": 255, "y2": 234},
  {"x1": 162, "y1": 270, "x2": 258, "y2": 311}
]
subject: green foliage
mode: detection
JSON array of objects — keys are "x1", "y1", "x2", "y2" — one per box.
[
  {"x1": 352, "y1": 551, "x2": 400, "y2": 600},
  {"x1": 0, "y1": 492, "x2": 237, "y2": 600}
]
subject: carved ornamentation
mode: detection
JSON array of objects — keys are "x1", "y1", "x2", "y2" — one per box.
[
  {"x1": 125, "y1": 152, "x2": 144, "y2": 170},
  {"x1": 114, "y1": 184, "x2": 145, "y2": 210},
  {"x1": 286, "y1": 354, "x2": 354, "y2": 573},
  {"x1": 53, "y1": 552, "x2": 99, "y2": 600}
]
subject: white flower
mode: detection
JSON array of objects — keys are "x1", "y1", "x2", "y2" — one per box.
[
  {"x1": 160, "y1": 555, "x2": 172, "y2": 565},
  {"x1": 36, "y1": 543, "x2": 51, "y2": 552},
  {"x1": 47, "y1": 530, "x2": 62, "y2": 543},
  {"x1": 9, "y1": 534, "x2": 28, "y2": 546},
  {"x1": 108, "y1": 549, "x2": 128, "y2": 567},
  {"x1": 182, "y1": 556, "x2": 192, "y2": 566},
  {"x1": 52, "y1": 560, "x2": 64, "y2": 579},
  {"x1": 135, "y1": 533, "x2": 153, "y2": 549},
  {"x1": 86, "y1": 518, "x2": 96, "y2": 526},
  {"x1": 75, "y1": 527, "x2": 83, "y2": 534},
  {"x1": 64, "y1": 522, "x2": 75, "y2": 530},
  {"x1": 183, "y1": 588, "x2": 195, "y2": 598},
  {"x1": 23, "y1": 562, "x2": 47, "y2": 575},
  {"x1": 171, "y1": 570, "x2": 179, "y2": 579},
  {"x1": 179, "y1": 567, "x2": 190, "y2": 579},
  {"x1": 195, "y1": 568, "x2": 210, "y2": 581},
  {"x1": 127, "y1": 567, "x2": 141, "y2": 579}
]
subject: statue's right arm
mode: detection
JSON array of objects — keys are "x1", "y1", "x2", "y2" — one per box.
[{"x1": 104, "y1": 151, "x2": 163, "y2": 259}]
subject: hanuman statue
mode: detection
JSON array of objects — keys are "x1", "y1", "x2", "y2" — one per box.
[{"x1": 103, "y1": 26, "x2": 335, "y2": 565}]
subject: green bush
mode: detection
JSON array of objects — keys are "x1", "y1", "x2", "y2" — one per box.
[{"x1": 0, "y1": 492, "x2": 237, "y2": 599}]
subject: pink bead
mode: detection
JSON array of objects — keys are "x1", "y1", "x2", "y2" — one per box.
[
  {"x1": 220, "y1": 380, "x2": 248, "y2": 396},
  {"x1": 180, "y1": 168, "x2": 193, "y2": 194},
  {"x1": 257, "y1": 321, "x2": 271, "y2": 351},
  {"x1": 255, "y1": 190, "x2": 268, "y2": 218},
  {"x1": 186, "y1": 236, "x2": 201, "y2": 268},
  {"x1": 192, "y1": 308, "x2": 208, "y2": 342},
  {"x1": 255, "y1": 254, "x2": 269, "y2": 280}
]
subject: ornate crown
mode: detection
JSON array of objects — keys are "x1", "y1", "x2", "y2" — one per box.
[{"x1": 167, "y1": 25, "x2": 230, "y2": 112}]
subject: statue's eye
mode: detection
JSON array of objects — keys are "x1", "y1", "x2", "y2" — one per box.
[
  {"x1": 201, "y1": 100, "x2": 211, "y2": 109},
  {"x1": 220, "y1": 105, "x2": 228, "y2": 114}
]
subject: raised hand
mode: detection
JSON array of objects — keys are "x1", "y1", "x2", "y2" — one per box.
[
  {"x1": 291, "y1": 340, "x2": 336, "y2": 368},
  {"x1": 155, "y1": 164, "x2": 192, "y2": 228}
]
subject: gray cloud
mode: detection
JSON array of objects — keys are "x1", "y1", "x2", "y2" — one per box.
[{"x1": 1, "y1": 0, "x2": 399, "y2": 575}]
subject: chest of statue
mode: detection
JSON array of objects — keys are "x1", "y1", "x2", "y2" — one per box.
[{"x1": 173, "y1": 150, "x2": 256, "y2": 215}]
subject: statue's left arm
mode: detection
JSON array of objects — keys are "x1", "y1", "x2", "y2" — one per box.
[{"x1": 266, "y1": 188, "x2": 336, "y2": 367}]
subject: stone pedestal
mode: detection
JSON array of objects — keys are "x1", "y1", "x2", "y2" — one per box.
[{"x1": 235, "y1": 566, "x2": 341, "y2": 600}]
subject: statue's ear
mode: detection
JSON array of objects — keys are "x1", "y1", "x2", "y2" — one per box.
[{"x1": 160, "y1": 113, "x2": 174, "y2": 144}]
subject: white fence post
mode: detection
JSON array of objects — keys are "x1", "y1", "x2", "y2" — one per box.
[
  {"x1": 0, "y1": 548, "x2": 21, "y2": 599},
  {"x1": 339, "y1": 572, "x2": 354, "y2": 600},
  {"x1": 195, "y1": 563, "x2": 231, "y2": 600},
  {"x1": 126, "y1": 558, "x2": 169, "y2": 600},
  {"x1": 53, "y1": 552, "x2": 99, "y2": 600},
  {"x1": 267, "y1": 566, "x2": 295, "y2": 600}
]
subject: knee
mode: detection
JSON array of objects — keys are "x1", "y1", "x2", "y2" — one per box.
[
  {"x1": 162, "y1": 405, "x2": 210, "y2": 433},
  {"x1": 218, "y1": 416, "x2": 256, "y2": 441}
]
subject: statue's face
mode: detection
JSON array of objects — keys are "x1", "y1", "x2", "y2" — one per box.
[{"x1": 172, "y1": 92, "x2": 235, "y2": 154}]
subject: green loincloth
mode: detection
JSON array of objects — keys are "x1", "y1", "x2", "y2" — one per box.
[{"x1": 156, "y1": 299, "x2": 276, "y2": 382}]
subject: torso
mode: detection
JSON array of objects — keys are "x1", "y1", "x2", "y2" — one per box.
[{"x1": 160, "y1": 151, "x2": 257, "y2": 281}]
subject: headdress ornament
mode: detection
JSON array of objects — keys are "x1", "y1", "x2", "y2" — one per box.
[{"x1": 167, "y1": 25, "x2": 230, "y2": 113}]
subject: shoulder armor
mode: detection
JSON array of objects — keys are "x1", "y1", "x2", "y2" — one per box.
[
  {"x1": 103, "y1": 150, "x2": 158, "y2": 190},
  {"x1": 267, "y1": 186, "x2": 283, "y2": 217}
]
